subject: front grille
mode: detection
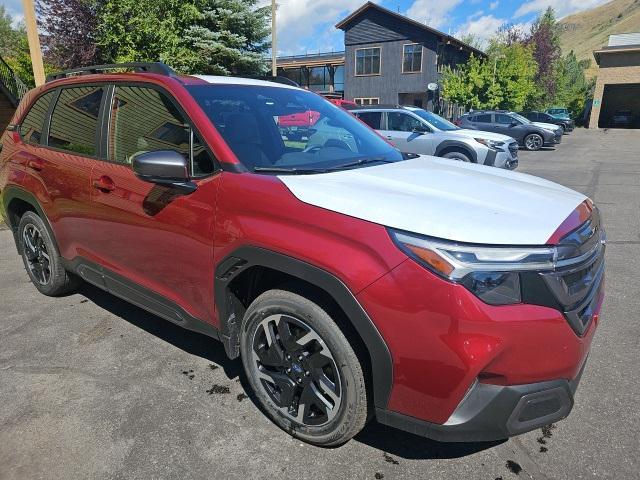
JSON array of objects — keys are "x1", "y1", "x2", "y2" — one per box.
[{"x1": 539, "y1": 209, "x2": 606, "y2": 335}]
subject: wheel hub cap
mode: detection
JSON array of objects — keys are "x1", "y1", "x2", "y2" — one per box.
[
  {"x1": 22, "y1": 224, "x2": 51, "y2": 285},
  {"x1": 251, "y1": 314, "x2": 342, "y2": 427}
]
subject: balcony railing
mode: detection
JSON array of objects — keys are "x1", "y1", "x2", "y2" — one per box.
[{"x1": 0, "y1": 56, "x2": 28, "y2": 106}]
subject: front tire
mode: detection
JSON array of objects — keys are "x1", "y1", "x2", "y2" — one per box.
[
  {"x1": 442, "y1": 150, "x2": 472, "y2": 163},
  {"x1": 17, "y1": 211, "x2": 79, "y2": 296},
  {"x1": 240, "y1": 289, "x2": 368, "y2": 447},
  {"x1": 524, "y1": 133, "x2": 543, "y2": 151}
]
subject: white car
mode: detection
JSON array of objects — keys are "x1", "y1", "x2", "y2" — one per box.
[{"x1": 349, "y1": 105, "x2": 519, "y2": 169}]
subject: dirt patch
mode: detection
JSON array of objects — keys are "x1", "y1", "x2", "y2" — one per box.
[
  {"x1": 505, "y1": 460, "x2": 522, "y2": 475},
  {"x1": 206, "y1": 384, "x2": 230, "y2": 395},
  {"x1": 383, "y1": 453, "x2": 399, "y2": 465}
]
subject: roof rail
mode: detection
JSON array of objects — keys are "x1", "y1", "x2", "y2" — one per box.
[
  {"x1": 46, "y1": 62, "x2": 177, "y2": 82},
  {"x1": 242, "y1": 75, "x2": 299, "y2": 87}
]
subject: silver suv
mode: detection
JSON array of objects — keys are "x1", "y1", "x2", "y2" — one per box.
[{"x1": 349, "y1": 105, "x2": 518, "y2": 169}]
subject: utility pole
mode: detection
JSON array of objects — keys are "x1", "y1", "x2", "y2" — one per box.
[
  {"x1": 22, "y1": 0, "x2": 45, "y2": 86},
  {"x1": 271, "y1": 0, "x2": 277, "y2": 77}
]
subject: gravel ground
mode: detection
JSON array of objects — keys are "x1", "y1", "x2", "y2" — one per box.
[{"x1": 1, "y1": 128, "x2": 639, "y2": 480}]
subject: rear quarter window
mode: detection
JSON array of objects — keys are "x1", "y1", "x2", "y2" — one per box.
[{"x1": 19, "y1": 91, "x2": 55, "y2": 145}]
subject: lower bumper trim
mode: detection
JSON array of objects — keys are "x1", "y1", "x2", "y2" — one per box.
[{"x1": 376, "y1": 362, "x2": 586, "y2": 443}]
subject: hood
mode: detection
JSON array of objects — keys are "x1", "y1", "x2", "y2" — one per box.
[
  {"x1": 532, "y1": 122, "x2": 561, "y2": 132},
  {"x1": 278, "y1": 156, "x2": 586, "y2": 245},
  {"x1": 446, "y1": 129, "x2": 515, "y2": 143}
]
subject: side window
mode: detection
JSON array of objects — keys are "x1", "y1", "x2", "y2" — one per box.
[
  {"x1": 495, "y1": 114, "x2": 515, "y2": 125},
  {"x1": 357, "y1": 111, "x2": 382, "y2": 129},
  {"x1": 109, "y1": 86, "x2": 216, "y2": 176},
  {"x1": 19, "y1": 91, "x2": 54, "y2": 145},
  {"x1": 475, "y1": 114, "x2": 492, "y2": 123},
  {"x1": 386, "y1": 112, "x2": 423, "y2": 132},
  {"x1": 48, "y1": 87, "x2": 104, "y2": 156}
]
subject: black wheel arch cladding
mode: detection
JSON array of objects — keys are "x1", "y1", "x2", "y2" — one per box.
[
  {"x1": 435, "y1": 140, "x2": 477, "y2": 162},
  {"x1": 214, "y1": 245, "x2": 394, "y2": 409}
]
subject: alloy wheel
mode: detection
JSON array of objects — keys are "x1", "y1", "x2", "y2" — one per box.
[
  {"x1": 22, "y1": 224, "x2": 51, "y2": 285},
  {"x1": 525, "y1": 134, "x2": 542, "y2": 150},
  {"x1": 251, "y1": 314, "x2": 342, "y2": 426}
]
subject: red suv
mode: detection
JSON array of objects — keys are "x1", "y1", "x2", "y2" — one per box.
[{"x1": 0, "y1": 63, "x2": 605, "y2": 446}]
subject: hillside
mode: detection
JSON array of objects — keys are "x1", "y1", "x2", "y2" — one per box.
[{"x1": 559, "y1": 0, "x2": 640, "y2": 79}]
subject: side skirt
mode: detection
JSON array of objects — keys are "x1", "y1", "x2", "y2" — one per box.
[{"x1": 62, "y1": 257, "x2": 220, "y2": 341}]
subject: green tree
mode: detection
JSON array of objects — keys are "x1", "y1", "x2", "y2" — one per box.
[
  {"x1": 442, "y1": 43, "x2": 537, "y2": 111},
  {"x1": 0, "y1": 5, "x2": 23, "y2": 58},
  {"x1": 97, "y1": 0, "x2": 270, "y2": 75},
  {"x1": 554, "y1": 51, "x2": 593, "y2": 120}
]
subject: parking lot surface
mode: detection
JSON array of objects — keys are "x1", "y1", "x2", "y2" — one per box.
[{"x1": 1, "y1": 128, "x2": 639, "y2": 480}]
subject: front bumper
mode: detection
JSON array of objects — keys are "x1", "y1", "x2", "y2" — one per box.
[
  {"x1": 493, "y1": 149, "x2": 518, "y2": 170},
  {"x1": 376, "y1": 360, "x2": 586, "y2": 442}
]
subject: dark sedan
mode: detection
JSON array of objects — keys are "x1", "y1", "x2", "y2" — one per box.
[{"x1": 520, "y1": 111, "x2": 575, "y2": 134}]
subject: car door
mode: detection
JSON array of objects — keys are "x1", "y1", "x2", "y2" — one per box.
[
  {"x1": 17, "y1": 87, "x2": 105, "y2": 261},
  {"x1": 470, "y1": 113, "x2": 495, "y2": 133},
  {"x1": 380, "y1": 111, "x2": 434, "y2": 155},
  {"x1": 494, "y1": 113, "x2": 521, "y2": 138},
  {"x1": 86, "y1": 84, "x2": 221, "y2": 322}
]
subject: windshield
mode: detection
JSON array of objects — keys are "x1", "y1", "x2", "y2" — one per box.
[
  {"x1": 510, "y1": 113, "x2": 532, "y2": 124},
  {"x1": 186, "y1": 85, "x2": 403, "y2": 173},
  {"x1": 411, "y1": 109, "x2": 458, "y2": 131},
  {"x1": 548, "y1": 108, "x2": 567, "y2": 115}
]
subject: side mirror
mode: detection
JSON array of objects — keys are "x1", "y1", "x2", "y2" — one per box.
[
  {"x1": 510, "y1": 121, "x2": 518, "y2": 127},
  {"x1": 132, "y1": 150, "x2": 196, "y2": 193},
  {"x1": 412, "y1": 125, "x2": 429, "y2": 134}
]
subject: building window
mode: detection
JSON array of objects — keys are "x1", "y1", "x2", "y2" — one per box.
[
  {"x1": 354, "y1": 98, "x2": 379, "y2": 105},
  {"x1": 403, "y1": 44, "x2": 422, "y2": 73},
  {"x1": 355, "y1": 47, "x2": 381, "y2": 75}
]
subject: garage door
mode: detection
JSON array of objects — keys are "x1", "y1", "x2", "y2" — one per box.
[{"x1": 598, "y1": 83, "x2": 640, "y2": 128}]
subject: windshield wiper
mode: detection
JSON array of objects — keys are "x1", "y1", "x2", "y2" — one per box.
[
  {"x1": 326, "y1": 157, "x2": 394, "y2": 171},
  {"x1": 253, "y1": 166, "x2": 329, "y2": 174}
]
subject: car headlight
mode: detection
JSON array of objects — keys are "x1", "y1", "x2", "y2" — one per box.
[
  {"x1": 390, "y1": 229, "x2": 558, "y2": 305},
  {"x1": 474, "y1": 138, "x2": 504, "y2": 149}
]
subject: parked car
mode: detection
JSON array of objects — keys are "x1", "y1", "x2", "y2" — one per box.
[
  {"x1": 458, "y1": 110, "x2": 562, "y2": 151},
  {"x1": 276, "y1": 110, "x2": 321, "y2": 141},
  {"x1": 349, "y1": 105, "x2": 518, "y2": 169},
  {"x1": 545, "y1": 107, "x2": 571, "y2": 121},
  {"x1": 610, "y1": 109, "x2": 634, "y2": 128},
  {"x1": 1, "y1": 62, "x2": 605, "y2": 447},
  {"x1": 520, "y1": 111, "x2": 575, "y2": 134}
]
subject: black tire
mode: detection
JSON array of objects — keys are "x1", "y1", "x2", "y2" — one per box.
[
  {"x1": 17, "y1": 211, "x2": 79, "y2": 296},
  {"x1": 524, "y1": 133, "x2": 544, "y2": 151},
  {"x1": 442, "y1": 150, "x2": 473, "y2": 163},
  {"x1": 240, "y1": 289, "x2": 368, "y2": 447},
  {"x1": 560, "y1": 124, "x2": 566, "y2": 135}
]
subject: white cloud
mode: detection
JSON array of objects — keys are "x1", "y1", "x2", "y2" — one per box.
[
  {"x1": 515, "y1": 0, "x2": 610, "y2": 18},
  {"x1": 405, "y1": 0, "x2": 463, "y2": 30},
  {"x1": 489, "y1": 1, "x2": 499, "y2": 10},
  {"x1": 264, "y1": 0, "x2": 375, "y2": 55},
  {"x1": 455, "y1": 14, "x2": 506, "y2": 44}
]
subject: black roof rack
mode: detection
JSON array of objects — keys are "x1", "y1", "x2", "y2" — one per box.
[
  {"x1": 242, "y1": 75, "x2": 299, "y2": 87},
  {"x1": 46, "y1": 62, "x2": 177, "y2": 82}
]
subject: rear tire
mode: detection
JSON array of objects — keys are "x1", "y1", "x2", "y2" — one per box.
[
  {"x1": 17, "y1": 211, "x2": 79, "y2": 296},
  {"x1": 442, "y1": 150, "x2": 472, "y2": 163},
  {"x1": 524, "y1": 133, "x2": 543, "y2": 151},
  {"x1": 240, "y1": 289, "x2": 368, "y2": 447}
]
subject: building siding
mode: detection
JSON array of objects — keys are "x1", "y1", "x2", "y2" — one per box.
[{"x1": 342, "y1": 9, "x2": 473, "y2": 105}]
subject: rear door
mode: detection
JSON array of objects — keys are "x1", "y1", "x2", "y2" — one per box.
[
  {"x1": 470, "y1": 113, "x2": 495, "y2": 133},
  {"x1": 22, "y1": 86, "x2": 105, "y2": 261},
  {"x1": 380, "y1": 111, "x2": 434, "y2": 155},
  {"x1": 86, "y1": 83, "x2": 221, "y2": 322}
]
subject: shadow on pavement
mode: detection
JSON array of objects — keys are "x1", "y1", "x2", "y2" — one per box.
[
  {"x1": 354, "y1": 420, "x2": 504, "y2": 459},
  {"x1": 79, "y1": 282, "x2": 505, "y2": 460},
  {"x1": 78, "y1": 282, "x2": 243, "y2": 380}
]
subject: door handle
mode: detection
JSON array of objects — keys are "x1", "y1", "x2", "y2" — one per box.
[
  {"x1": 92, "y1": 176, "x2": 115, "y2": 192},
  {"x1": 386, "y1": 136, "x2": 393, "y2": 140}
]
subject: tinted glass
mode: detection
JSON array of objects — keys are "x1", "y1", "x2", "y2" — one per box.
[
  {"x1": 495, "y1": 114, "x2": 514, "y2": 125},
  {"x1": 475, "y1": 114, "x2": 492, "y2": 123},
  {"x1": 49, "y1": 87, "x2": 104, "y2": 156},
  {"x1": 187, "y1": 85, "x2": 402, "y2": 172},
  {"x1": 19, "y1": 91, "x2": 54, "y2": 145},
  {"x1": 387, "y1": 112, "x2": 423, "y2": 132},
  {"x1": 411, "y1": 109, "x2": 458, "y2": 131},
  {"x1": 356, "y1": 111, "x2": 382, "y2": 129},
  {"x1": 108, "y1": 86, "x2": 216, "y2": 175}
]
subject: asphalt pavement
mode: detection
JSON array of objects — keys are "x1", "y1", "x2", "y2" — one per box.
[{"x1": 1, "y1": 128, "x2": 639, "y2": 479}]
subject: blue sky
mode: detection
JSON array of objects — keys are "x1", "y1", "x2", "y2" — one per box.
[{"x1": 2, "y1": 0, "x2": 611, "y2": 55}]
